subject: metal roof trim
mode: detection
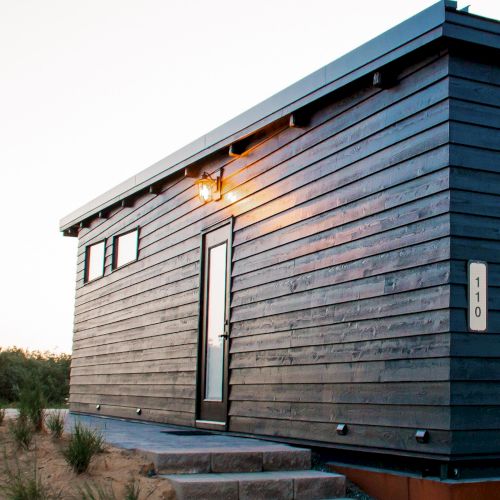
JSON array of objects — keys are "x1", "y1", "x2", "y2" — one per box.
[{"x1": 60, "y1": 0, "x2": 492, "y2": 231}]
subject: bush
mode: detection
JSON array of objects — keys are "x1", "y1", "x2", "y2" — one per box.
[
  {"x1": 18, "y1": 383, "x2": 45, "y2": 432},
  {"x1": 124, "y1": 480, "x2": 141, "y2": 500},
  {"x1": 0, "y1": 348, "x2": 70, "y2": 406},
  {"x1": 0, "y1": 456, "x2": 59, "y2": 499},
  {"x1": 9, "y1": 417, "x2": 34, "y2": 451},
  {"x1": 77, "y1": 481, "x2": 117, "y2": 500},
  {"x1": 63, "y1": 422, "x2": 104, "y2": 474},
  {"x1": 45, "y1": 411, "x2": 65, "y2": 439}
]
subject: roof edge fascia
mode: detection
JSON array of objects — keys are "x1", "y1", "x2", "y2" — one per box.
[{"x1": 60, "y1": 1, "x2": 473, "y2": 231}]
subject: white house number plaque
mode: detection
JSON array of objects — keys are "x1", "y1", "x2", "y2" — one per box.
[{"x1": 468, "y1": 261, "x2": 488, "y2": 332}]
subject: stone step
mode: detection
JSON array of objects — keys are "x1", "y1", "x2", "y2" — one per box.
[
  {"x1": 140, "y1": 445, "x2": 311, "y2": 474},
  {"x1": 162, "y1": 469, "x2": 346, "y2": 500}
]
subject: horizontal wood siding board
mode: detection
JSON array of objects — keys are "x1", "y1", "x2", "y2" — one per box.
[
  {"x1": 452, "y1": 382, "x2": 500, "y2": 405},
  {"x1": 231, "y1": 310, "x2": 450, "y2": 354},
  {"x1": 229, "y1": 401, "x2": 450, "y2": 429},
  {"x1": 70, "y1": 372, "x2": 195, "y2": 385},
  {"x1": 451, "y1": 430, "x2": 500, "y2": 455},
  {"x1": 229, "y1": 357, "x2": 451, "y2": 385},
  {"x1": 230, "y1": 381, "x2": 450, "y2": 406},
  {"x1": 72, "y1": 330, "x2": 198, "y2": 359},
  {"x1": 450, "y1": 144, "x2": 500, "y2": 173},
  {"x1": 71, "y1": 384, "x2": 195, "y2": 399},
  {"x1": 229, "y1": 417, "x2": 451, "y2": 455},
  {"x1": 75, "y1": 289, "x2": 198, "y2": 330},
  {"x1": 229, "y1": 333, "x2": 450, "y2": 369},
  {"x1": 232, "y1": 146, "x2": 449, "y2": 263},
  {"x1": 71, "y1": 344, "x2": 197, "y2": 368},
  {"x1": 70, "y1": 358, "x2": 196, "y2": 377},
  {"x1": 232, "y1": 239, "x2": 450, "y2": 310},
  {"x1": 69, "y1": 403, "x2": 194, "y2": 427},
  {"x1": 233, "y1": 191, "x2": 450, "y2": 283},
  {"x1": 232, "y1": 132, "x2": 449, "y2": 251},
  {"x1": 232, "y1": 212, "x2": 450, "y2": 293},
  {"x1": 74, "y1": 315, "x2": 198, "y2": 344},
  {"x1": 75, "y1": 264, "x2": 199, "y2": 318},
  {"x1": 231, "y1": 285, "x2": 451, "y2": 338},
  {"x1": 73, "y1": 393, "x2": 194, "y2": 412},
  {"x1": 231, "y1": 261, "x2": 450, "y2": 323}
]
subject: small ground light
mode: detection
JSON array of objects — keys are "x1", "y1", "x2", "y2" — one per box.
[
  {"x1": 336, "y1": 423, "x2": 348, "y2": 435},
  {"x1": 136, "y1": 408, "x2": 142, "y2": 415},
  {"x1": 96, "y1": 404, "x2": 101, "y2": 410},
  {"x1": 415, "y1": 429, "x2": 429, "y2": 443}
]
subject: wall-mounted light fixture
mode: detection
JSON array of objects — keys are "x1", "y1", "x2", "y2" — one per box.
[{"x1": 196, "y1": 171, "x2": 221, "y2": 203}]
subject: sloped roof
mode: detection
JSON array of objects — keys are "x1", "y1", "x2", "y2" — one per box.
[{"x1": 60, "y1": 0, "x2": 500, "y2": 232}]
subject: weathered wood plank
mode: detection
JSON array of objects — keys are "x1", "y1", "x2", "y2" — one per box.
[
  {"x1": 73, "y1": 330, "x2": 198, "y2": 359},
  {"x1": 71, "y1": 383, "x2": 195, "y2": 399},
  {"x1": 229, "y1": 417, "x2": 451, "y2": 454},
  {"x1": 230, "y1": 333, "x2": 450, "y2": 369},
  {"x1": 232, "y1": 238, "x2": 449, "y2": 308},
  {"x1": 229, "y1": 401, "x2": 450, "y2": 429},
  {"x1": 230, "y1": 381, "x2": 450, "y2": 406},
  {"x1": 69, "y1": 403, "x2": 194, "y2": 427},
  {"x1": 233, "y1": 212, "x2": 450, "y2": 293},
  {"x1": 231, "y1": 261, "x2": 450, "y2": 323},
  {"x1": 229, "y1": 357, "x2": 450, "y2": 385},
  {"x1": 71, "y1": 358, "x2": 197, "y2": 377},
  {"x1": 70, "y1": 371, "x2": 195, "y2": 386},
  {"x1": 231, "y1": 285, "x2": 450, "y2": 338},
  {"x1": 71, "y1": 344, "x2": 197, "y2": 367},
  {"x1": 230, "y1": 309, "x2": 449, "y2": 354}
]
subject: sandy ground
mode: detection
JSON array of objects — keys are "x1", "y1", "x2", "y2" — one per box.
[{"x1": 0, "y1": 413, "x2": 176, "y2": 499}]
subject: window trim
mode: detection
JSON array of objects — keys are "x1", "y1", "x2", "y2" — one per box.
[
  {"x1": 112, "y1": 227, "x2": 140, "y2": 270},
  {"x1": 84, "y1": 239, "x2": 106, "y2": 283}
]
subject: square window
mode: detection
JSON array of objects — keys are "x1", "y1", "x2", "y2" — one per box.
[
  {"x1": 113, "y1": 229, "x2": 139, "y2": 269},
  {"x1": 85, "y1": 241, "x2": 105, "y2": 282}
]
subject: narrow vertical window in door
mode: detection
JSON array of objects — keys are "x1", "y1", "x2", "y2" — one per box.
[
  {"x1": 205, "y1": 242, "x2": 227, "y2": 400},
  {"x1": 197, "y1": 221, "x2": 232, "y2": 426}
]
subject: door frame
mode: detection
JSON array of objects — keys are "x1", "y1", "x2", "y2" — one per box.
[{"x1": 195, "y1": 217, "x2": 233, "y2": 430}]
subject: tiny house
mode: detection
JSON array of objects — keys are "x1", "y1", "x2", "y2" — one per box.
[{"x1": 61, "y1": 1, "x2": 500, "y2": 474}]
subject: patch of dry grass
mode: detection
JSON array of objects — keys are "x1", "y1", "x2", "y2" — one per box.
[{"x1": 0, "y1": 415, "x2": 175, "y2": 499}]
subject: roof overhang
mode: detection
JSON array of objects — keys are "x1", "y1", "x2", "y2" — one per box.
[{"x1": 60, "y1": 0, "x2": 500, "y2": 233}]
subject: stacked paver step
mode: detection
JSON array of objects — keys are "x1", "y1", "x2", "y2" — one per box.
[{"x1": 140, "y1": 444, "x2": 346, "y2": 499}]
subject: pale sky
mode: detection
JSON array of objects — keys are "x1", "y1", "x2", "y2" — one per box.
[{"x1": 1, "y1": 0, "x2": 498, "y2": 354}]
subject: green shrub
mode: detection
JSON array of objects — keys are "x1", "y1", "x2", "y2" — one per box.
[
  {"x1": 124, "y1": 480, "x2": 141, "y2": 500},
  {"x1": 0, "y1": 456, "x2": 59, "y2": 499},
  {"x1": 0, "y1": 348, "x2": 70, "y2": 406},
  {"x1": 63, "y1": 422, "x2": 104, "y2": 474},
  {"x1": 77, "y1": 481, "x2": 117, "y2": 500},
  {"x1": 18, "y1": 383, "x2": 45, "y2": 432},
  {"x1": 9, "y1": 416, "x2": 34, "y2": 450},
  {"x1": 45, "y1": 411, "x2": 65, "y2": 439}
]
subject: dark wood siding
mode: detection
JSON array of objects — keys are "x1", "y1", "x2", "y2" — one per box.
[
  {"x1": 70, "y1": 49, "x2": 455, "y2": 457},
  {"x1": 448, "y1": 50, "x2": 500, "y2": 457}
]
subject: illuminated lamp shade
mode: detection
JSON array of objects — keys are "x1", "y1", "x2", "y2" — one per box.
[{"x1": 196, "y1": 172, "x2": 221, "y2": 203}]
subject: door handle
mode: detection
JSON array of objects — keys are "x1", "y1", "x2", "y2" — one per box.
[{"x1": 218, "y1": 333, "x2": 229, "y2": 340}]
